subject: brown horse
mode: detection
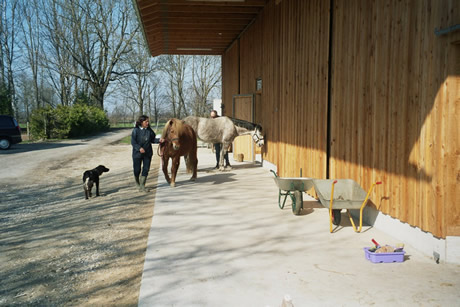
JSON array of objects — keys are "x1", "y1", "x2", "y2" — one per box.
[{"x1": 160, "y1": 118, "x2": 198, "y2": 187}]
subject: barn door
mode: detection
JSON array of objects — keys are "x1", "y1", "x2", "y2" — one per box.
[{"x1": 232, "y1": 94, "x2": 254, "y2": 162}]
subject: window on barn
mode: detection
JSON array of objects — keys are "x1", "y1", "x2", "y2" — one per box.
[{"x1": 256, "y1": 78, "x2": 262, "y2": 93}]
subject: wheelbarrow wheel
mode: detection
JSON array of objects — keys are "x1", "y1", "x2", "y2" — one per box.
[
  {"x1": 332, "y1": 209, "x2": 341, "y2": 225},
  {"x1": 292, "y1": 191, "x2": 303, "y2": 215}
]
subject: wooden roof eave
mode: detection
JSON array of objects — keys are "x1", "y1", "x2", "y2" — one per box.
[{"x1": 133, "y1": 0, "x2": 268, "y2": 57}]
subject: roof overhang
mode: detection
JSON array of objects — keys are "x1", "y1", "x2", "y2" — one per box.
[{"x1": 133, "y1": 0, "x2": 268, "y2": 57}]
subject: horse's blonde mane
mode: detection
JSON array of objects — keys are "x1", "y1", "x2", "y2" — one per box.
[{"x1": 162, "y1": 118, "x2": 185, "y2": 139}]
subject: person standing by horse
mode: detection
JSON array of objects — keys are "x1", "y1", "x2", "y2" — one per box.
[
  {"x1": 131, "y1": 115, "x2": 156, "y2": 191},
  {"x1": 210, "y1": 110, "x2": 231, "y2": 169}
]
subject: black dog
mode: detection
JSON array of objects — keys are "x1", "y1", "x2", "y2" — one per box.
[{"x1": 83, "y1": 165, "x2": 110, "y2": 199}]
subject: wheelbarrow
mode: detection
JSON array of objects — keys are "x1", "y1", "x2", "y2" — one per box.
[
  {"x1": 271, "y1": 170, "x2": 314, "y2": 215},
  {"x1": 312, "y1": 179, "x2": 382, "y2": 233}
]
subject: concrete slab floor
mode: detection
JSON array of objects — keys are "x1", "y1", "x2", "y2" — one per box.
[{"x1": 139, "y1": 148, "x2": 460, "y2": 307}]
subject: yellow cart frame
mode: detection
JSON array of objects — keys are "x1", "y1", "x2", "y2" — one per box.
[{"x1": 313, "y1": 179, "x2": 382, "y2": 233}]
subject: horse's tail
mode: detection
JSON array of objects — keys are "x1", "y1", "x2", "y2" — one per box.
[{"x1": 185, "y1": 154, "x2": 193, "y2": 174}]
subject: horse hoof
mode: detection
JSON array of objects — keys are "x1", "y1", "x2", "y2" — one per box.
[
  {"x1": 170, "y1": 182, "x2": 176, "y2": 187},
  {"x1": 190, "y1": 177, "x2": 196, "y2": 181},
  {"x1": 219, "y1": 167, "x2": 225, "y2": 171}
]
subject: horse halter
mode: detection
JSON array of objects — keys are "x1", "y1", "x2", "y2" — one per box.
[
  {"x1": 252, "y1": 130, "x2": 264, "y2": 146},
  {"x1": 170, "y1": 137, "x2": 180, "y2": 150},
  {"x1": 157, "y1": 137, "x2": 180, "y2": 156}
]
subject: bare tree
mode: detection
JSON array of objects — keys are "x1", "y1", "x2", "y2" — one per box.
[
  {"x1": 110, "y1": 99, "x2": 134, "y2": 126},
  {"x1": 19, "y1": 0, "x2": 43, "y2": 109},
  {"x1": 0, "y1": 1, "x2": 3, "y2": 83},
  {"x1": 190, "y1": 55, "x2": 221, "y2": 116},
  {"x1": 56, "y1": 0, "x2": 139, "y2": 109},
  {"x1": 122, "y1": 96, "x2": 137, "y2": 124},
  {"x1": 146, "y1": 77, "x2": 165, "y2": 127},
  {"x1": 159, "y1": 55, "x2": 190, "y2": 118},
  {"x1": 118, "y1": 33, "x2": 157, "y2": 115},
  {"x1": 16, "y1": 73, "x2": 34, "y2": 119},
  {"x1": 0, "y1": 0, "x2": 19, "y2": 115},
  {"x1": 39, "y1": 0, "x2": 76, "y2": 106}
]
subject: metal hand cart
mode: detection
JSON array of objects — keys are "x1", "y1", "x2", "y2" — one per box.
[
  {"x1": 312, "y1": 179, "x2": 382, "y2": 233},
  {"x1": 271, "y1": 170, "x2": 314, "y2": 215}
]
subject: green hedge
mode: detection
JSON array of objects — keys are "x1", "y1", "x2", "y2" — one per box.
[{"x1": 29, "y1": 104, "x2": 109, "y2": 139}]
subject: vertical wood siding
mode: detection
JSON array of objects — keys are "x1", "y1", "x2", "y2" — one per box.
[
  {"x1": 222, "y1": 0, "x2": 459, "y2": 238},
  {"x1": 330, "y1": 0, "x2": 459, "y2": 237},
  {"x1": 240, "y1": 17, "x2": 263, "y2": 95},
  {"x1": 445, "y1": 42, "x2": 459, "y2": 236},
  {"x1": 233, "y1": 95, "x2": 254, "y2": 161},
  {"x1": 260, "y1": 0, "x2": 281, "y2": 165},
  {"x1": 222, "y1": 41, "x2": 239, "y2": 116},
  {"x1": 238, "y1": 0, "x2": 329, "y2": 179}
]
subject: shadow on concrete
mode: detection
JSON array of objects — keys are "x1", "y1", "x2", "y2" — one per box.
[{"x1": 0, "y1": 167, "x2": 156, "y2": 306}]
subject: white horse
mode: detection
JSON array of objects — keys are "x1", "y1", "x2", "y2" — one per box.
[{"x1": 183, "y1": 116, "x2": 265, "y2": 170}]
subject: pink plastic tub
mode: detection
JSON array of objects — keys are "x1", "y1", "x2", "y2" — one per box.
[{"x1": 364, "y1": 247, "x2": 405, "y2": 263}]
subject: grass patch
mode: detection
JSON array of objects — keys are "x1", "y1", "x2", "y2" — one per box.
[
  {"x1": 110, "y1": 122, "x2": 134, "y2": 128},
  {"x1": 152, "y1": 124, "x2": 165, "y2": 132},
  {"x1": 111, "y1": 122, "x2": 165, "y2": 130},
  {"x1": 119, "y1": 125, "x2": 163, "y2": 145},
  {"x1": 120, "y1": 135, "x2": 131, "y2": 144},
  {"x1": 18, "y1": 122, "x2": 163, "y2": 145}
]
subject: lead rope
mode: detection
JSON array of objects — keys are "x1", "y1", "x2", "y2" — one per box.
[{"x1": 157, "y1": 139, "x2": 166, "y2": 157}]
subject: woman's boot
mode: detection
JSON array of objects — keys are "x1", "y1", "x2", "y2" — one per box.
[
  {"x1": 134, "y1": 176, "x2": 140, "y2": 188},
  {"x1": 139, "y1": 175, "x2": 147, "y2": 192}
]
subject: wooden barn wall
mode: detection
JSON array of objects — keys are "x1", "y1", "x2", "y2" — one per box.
[
  {"x1": 224, "y1": 0, "x2": 330, "y2": 180},
  {"x1": 276, "y1": 0, "x2": 330, "y2": 180},
  {"x1": 330, "y1": 0, "x2": 459, "y2": 238},
  {"x1": 222, "y1": 41, "x2": 239, "y2": 117},
  {"x1": 239, "y1": 17, "x2": 263, "y2": 97},
  {"x1": 222, "y1": 0, "x2": 458, "y2": 238},
  {"x1": 260, "y1": 0, "x2": 281, "y2": 165}
]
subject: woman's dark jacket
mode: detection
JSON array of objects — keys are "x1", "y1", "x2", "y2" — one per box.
[{"x1": 131, "y1": 126, "x2": 156, "y2": 158}]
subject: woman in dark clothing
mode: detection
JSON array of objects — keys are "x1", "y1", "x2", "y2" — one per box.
[{"x1": 131, "y1": 115, "x2": 156, "y2": 191}]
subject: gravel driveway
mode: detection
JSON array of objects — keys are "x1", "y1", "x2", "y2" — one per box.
[{"x1": 0, "y1": 129, "x2": 160, "y2": 306}]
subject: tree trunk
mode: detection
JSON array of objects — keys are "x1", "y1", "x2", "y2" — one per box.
[{"x1": 90, "y1": 85, "x2": 104, "y2": 109}]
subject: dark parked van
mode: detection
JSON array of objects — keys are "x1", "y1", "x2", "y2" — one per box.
[{"x1": 0, "y1": 115, "x2": 22, "y2": 149}]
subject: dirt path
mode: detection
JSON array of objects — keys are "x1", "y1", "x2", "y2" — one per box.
[{"x1": 0, "y1": 130, "x2": 160, "y2": 306}]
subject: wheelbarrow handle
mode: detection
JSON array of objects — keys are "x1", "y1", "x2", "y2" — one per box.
[
  {"x1": 329, "y1": 179, "x2": 337, "y2": 233},
  {"x1": 353, "y1": 181, "x2": 383, "y2": 233}
]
